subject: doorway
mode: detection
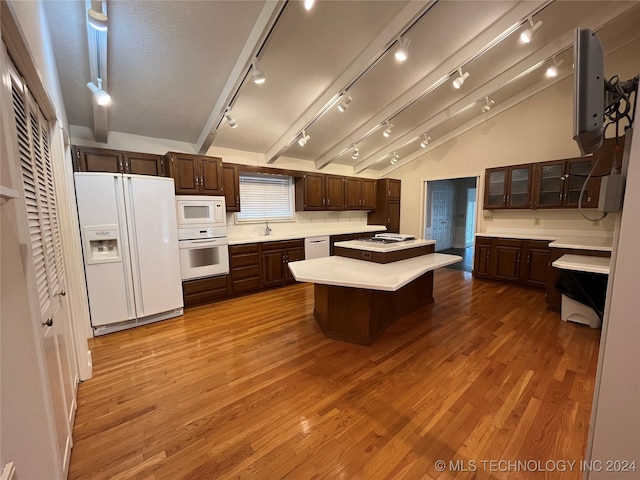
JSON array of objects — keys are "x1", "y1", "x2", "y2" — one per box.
[{"x1": 425, "y1": 177, "x2": 478, "y2": 271}]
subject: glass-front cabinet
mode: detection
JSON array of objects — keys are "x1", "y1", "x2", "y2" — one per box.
[
  {"x1": 531, "y1": 158, "x2": 597, "y2": 209},
  {"x1": 533, "y1": 160, "x2": 566, "y2": 208},
  {"x1": 485, "y1": 167, "x2": 507, "y2": 209},
  {"x1": 565, "y1": 158, "x2": 596, "y2": 208},
  {"x1": 484, "y1": 165, "x2": 532, "y2": 209},
  {"x1": 507, "y1": 165, "x2": 532, "y2": 208}
]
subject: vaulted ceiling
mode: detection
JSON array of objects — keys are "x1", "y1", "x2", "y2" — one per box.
[{"x1": 43, "y1": 0, "x2": 640, "y2": 176}]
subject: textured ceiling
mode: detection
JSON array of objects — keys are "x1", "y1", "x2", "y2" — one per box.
[{"x1": 43, "y1": 0, "x2": 640, "y2": 175}]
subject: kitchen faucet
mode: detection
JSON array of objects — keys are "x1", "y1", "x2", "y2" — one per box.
[{"x1": 264, "y1": 221, "x2": 272, "y2": 236}]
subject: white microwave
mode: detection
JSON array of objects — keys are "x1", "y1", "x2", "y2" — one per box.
[{"x1": 176, "y1": 195, "x2": 226, "y2": 228}]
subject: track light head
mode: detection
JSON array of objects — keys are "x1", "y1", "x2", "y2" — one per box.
[
  {"x1": 225, "y1": 111, "x2": 238, "y2": 129},
  {"x1": 520, "y1": 17, "x2": 543, "y2": 44},
  {"x1": 481, "y1": 97, "x2": 495, "y2": 113},
  {"x1": 337, "y1": 94, "x2": 352, "y2": 112},
  {"x1": 383, "y1": 121, "x2": 393, "y2": 138},
  {"x1": 351, "y1": 146, "x2": 359, "y2": 160},
  {"x1": 86, "y1": 81, "x2": 111, "y2": 106},
  {"x1": 390, "y1": 151, "x2": 399, "y2": 165},
  {"x1": 304, "y1": 0, "x2": 315, "y2": 11},
  {"x1": 545, "y1": 57, "x2": 564, "y2": 78},
  {"x1": 420, "y1": 135, "x2": 431, "y2": 148},
  {"x1": 453, "y1": 68, "x2": 470, "y2": 89},
  {"x1": 298, "y1": 130, "x2": 310, "y2": 147},
  {"x1": 394, "y1": 37, "x2": 411, "y2": 62},
  {"x1": 252, "y1": 58, "x2": 266, "y2": 84}
]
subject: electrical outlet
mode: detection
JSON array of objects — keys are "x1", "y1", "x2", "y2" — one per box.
[{"x1": 534, "y1": 218, "x2": 540, "y2": 226}]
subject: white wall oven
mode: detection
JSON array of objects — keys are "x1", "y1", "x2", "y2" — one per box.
[{"x1": 176, "y1": 196, "x2": 229, "y2": 280}]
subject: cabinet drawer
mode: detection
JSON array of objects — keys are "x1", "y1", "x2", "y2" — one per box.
[
  {"x1": 182, "y1": 275, "x2": 229, "y2": 295},
  {"x1": 526, "y1": 240, "x2": 550, "y2": 249},
  {"x1": 232, "y1": 277, "x2": 262, "y2": 293},
  {"x1": 229, "y1": 243, "x2": 259, "y2": 255},
  {"x1": 261, "y1": 239, "x2": 304, "y2": 251},
  {"x1": 230, "y1": 252, "x2": 260, "y2": 268},
  {"x1": 232, "y1": 265, "x2": 260, "y2": 281},
  {"x1": 475, "y1": 236, "x2": 492, "y2": 245},
  {"x1": 494, "y1": 238, "x2": 522, "y2": 248}
]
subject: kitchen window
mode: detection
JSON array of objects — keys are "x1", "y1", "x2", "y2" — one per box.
[{"x1": 236, "y1": 173, "x2": 294, "y2": 222}]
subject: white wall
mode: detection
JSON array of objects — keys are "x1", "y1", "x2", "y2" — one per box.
[
  {"x1": 391, "y1": 39, "x2": 640, "y2": 239},
  {"x1": 587, "y1": 120, "x2": 640, "y2": 478}
]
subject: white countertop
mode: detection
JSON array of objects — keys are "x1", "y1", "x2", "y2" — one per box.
[
  {"x1": 552, "y1": 254, "x2": 611, "y2": 275},
  {"x1": 475, "y1": 233, "x2": 613, "y2": 252},
  {"x1": 334, "y1": 238, "x2": 435, "y2": 253},
  {"x1": 228, "y1": 225, "x2": 385, "y2": 245},
  {"x1": 287, "y1": 253, "x2": 462, "y2": 291}
]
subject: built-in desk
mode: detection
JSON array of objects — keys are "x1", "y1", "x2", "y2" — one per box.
[
  {"x1": 552, "y1": 254, "x2": 610, "y2": 328},
  {"x1": 288, "y1": 251, "x2": 461, "y2": 345}
]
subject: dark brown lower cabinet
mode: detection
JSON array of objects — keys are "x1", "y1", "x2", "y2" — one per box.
[
  {"x1": 473, "y1": 236, "x2": 550, "y2": 289},
  {"x1": 182, "y1": 275, "x2": 230, "y2": 308},
  {"x1": 229, "y1": 243, "x2": 261, "y2": 294},
  {"x1": 261, "y1": 240, "x2": 305, "y2": 287},
  {"x1": 492, "y1": 239, "x2": 522, "y2": 282},
  {"x1": 473, "y1": 237, "x2": 492, "y2": 279}
]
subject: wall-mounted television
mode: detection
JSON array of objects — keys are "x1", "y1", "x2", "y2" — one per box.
[{"x1": 573, "y1": 28, "x2": 605, "y2": 156}]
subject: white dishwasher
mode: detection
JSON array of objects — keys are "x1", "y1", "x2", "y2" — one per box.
[{"x1": 304, "y1": 235, "x2": 330, "y2": 259}]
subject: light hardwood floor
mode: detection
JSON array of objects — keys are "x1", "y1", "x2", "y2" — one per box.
[{"x1": 69, "y1": 269, "x2": 600, "y2": 480}]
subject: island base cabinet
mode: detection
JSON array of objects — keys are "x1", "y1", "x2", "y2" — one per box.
[{"x1": 313, "y1": 272, "x2": 434, "y2": 345}]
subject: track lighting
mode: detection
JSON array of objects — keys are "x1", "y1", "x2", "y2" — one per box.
[
  {"x1": 224, "y1": 111, "x2": 238, "y2": 129},
  {"x1": 545, "y1": 56, "x2": 564, "y2": 78},
  {"x1": 481, "y1": 97, "x2": 495, "y2": 113},
  {"x1": 420, "y1": 135, "x2": 431, "y2": 148},
  {"x1": 86, "y1": 79, "x2": 111, "y2": 106},
  {"x1": 87, "y1": 1, "x2": 108, "y2": 31},
  {"x1": 394, "y1": 37, "x2": 410, "y2": 62},
  {"x1": 383, "y1": 121, "x2": 393, "y2": 138},
  {"x1": 351, "y1": 146, "x2": 359, "y2": 160},
  {"x1": 304, "y1": 0, "x2": 315, "y2": 11},
  {"x1": 298, "y1": 130, "x2": 310, "y2": 147},
  {"x1": 252, "y1": 58, "x2": 266, "y2": 84},
  {"x1": 390, "y1": 151, "x2": 399, "y2": 165},
  {"x1": 452, "y1": 68, "x2": 470, "y2": 89},
  {"x1": 337, "y1": 93, "x2": 352, "y2": 112},
  {"x1": 520, "y1": 16, "x2": 543, "y2": 44}
]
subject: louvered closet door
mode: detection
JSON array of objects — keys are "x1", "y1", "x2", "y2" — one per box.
[{"x1": 10, "y1": 65, "x2": 73, "y2": 475}]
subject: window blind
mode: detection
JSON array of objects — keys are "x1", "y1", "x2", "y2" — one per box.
[{"x1": 237, "y1": 173, "x2": 293, "y2": 222}]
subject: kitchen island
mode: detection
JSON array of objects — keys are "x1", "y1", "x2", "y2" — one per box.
[{"x1": 288, "y1": 239, "x2": 461, "y2": 345}]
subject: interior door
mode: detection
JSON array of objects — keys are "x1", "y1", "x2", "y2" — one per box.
[
  {"x1": 431, "y1": 186, "x2": 455, "y2": 251},
  {"x1": 12, "y1": 65, "x2": 74, "y2": 477}
]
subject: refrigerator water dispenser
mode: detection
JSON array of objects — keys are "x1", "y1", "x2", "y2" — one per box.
[{"x1": 83, "y1": 225, "x2": 121, "y2": 264}]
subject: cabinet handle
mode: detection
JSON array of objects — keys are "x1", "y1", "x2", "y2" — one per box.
[
  {"x1": 559, "y1": 192, "x2": 562, "y2": 200},
  {"x1": 119, "y1": 160, "x2": 124, "y2": 172},
  {"x1": 516, "y1": 254, "x2": 520, "y2": 263},
  {"x1": 564, "y1": 193, "x2": 567, "y2": 201},
  {"x1": 125, "y1": 161, "x2": 130, "y2": 173},
  {"x1": 527, "y1": 253, "x2": 531, "y2": 264},
  {"x1": 200, "y1": 176, "x2": 204, "y2": 186},
  {"x1": 587, "y1": 196, "x2": 591, "y2": 203},
  {"x1": 236, "y1": 195, "x2": 240, "y2": 205},
  {"x1": 327, "y1": 198, "x2": 330, "y2": 205},
  {"x1": 195, "y1": 176, "x2": 199, "y2": 186}
]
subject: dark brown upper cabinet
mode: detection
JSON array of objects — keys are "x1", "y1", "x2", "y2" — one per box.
[
  {"x1": 345, "y1": 177, "x2": 377, "y2": 210},
  {"x1": 222, "y1": 163, "x2": 240, "y2": 212},
  {"x1": 72, "y1": 145, "x2": 165, "y2": 176},
  {"x1": 531, "y1": 158, "x2": 598, "y2": 209},
  {"x1": 295, "y1": 173, "x2": 344, "y2": 211},
  {"x1": 166, "y1": 152, "x2": 223, "y2": 195},
  {"x1": 367, "y1": 179, "x2": 401, "y2": 233},
  {"x1": 484, "y1": 164, "x2": 532, "y2": 209}
]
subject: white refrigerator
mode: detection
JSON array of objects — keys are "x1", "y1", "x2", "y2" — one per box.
[{"x1": 75, "y1": 172, "x2": 183, "y2": 334}]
